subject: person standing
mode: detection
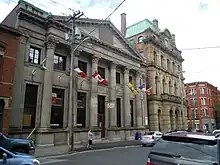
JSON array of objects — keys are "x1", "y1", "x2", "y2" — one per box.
[{"x1": 87, "y1": 129, "x2": 93, "y2": 149}]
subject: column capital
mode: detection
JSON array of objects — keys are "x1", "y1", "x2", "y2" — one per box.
[
  {"x1": 136, "y1": 71, "x2": 141, "y2": 77},
  {"x1": 110, "y1": 61, "x2": 117, "y2": 69},
  {"x1": 45, "y1": 36, "x2": 59, "y2": 49},
  {"x1": 124, "y1": 67, "x2": 130, "y2": 74},
  {"x1": 92, "y1": 55, "x2": 100, "y2": 64},
  {"x1": 71, "y1": 49, "x2": 80, "y2": 57}
]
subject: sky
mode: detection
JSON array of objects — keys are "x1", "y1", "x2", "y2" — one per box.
[{"x1": 1, "y1": 0, "x2": 220, "y2": 89}]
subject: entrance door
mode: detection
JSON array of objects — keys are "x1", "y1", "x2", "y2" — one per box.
[
  {"x1": 98, "y1": 95, "x2": 105, "y2": 138},
  {"x1": 0, "y1": 99, "x2": 5, "y2": 132}
]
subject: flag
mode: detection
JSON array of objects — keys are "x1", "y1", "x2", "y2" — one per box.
[
  {"x1": 92, "y1": 71, "x2": 108, "y2": 85},
  {"x1": 74, "y1": 67, "x2": 87, "y2": 78},
  {"x1": 128, "y1": 82, "x2": 139, "y2": 95},
  {"x1": 139, "y1": 84, "x2": 151, "y2": 95}
]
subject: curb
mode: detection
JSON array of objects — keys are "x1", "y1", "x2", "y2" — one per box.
[{"x1": 37, "y1": 141, "x2": 141, "y2": 158}]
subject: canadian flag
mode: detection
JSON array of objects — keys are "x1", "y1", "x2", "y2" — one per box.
[
  {"x1": 92, "y1": 71, "x2": 108, "y2": 85},
  {"x1": 74, "y1": 67, "x2": 87, "y2": 78}
]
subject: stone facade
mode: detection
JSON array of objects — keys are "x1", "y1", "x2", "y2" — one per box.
[
  {"x1": 126, "y1": 19, "x2": 188, "y2": 132},
  {"x1": 2, "y1": 1, "x2": 148, "y2": 148}
]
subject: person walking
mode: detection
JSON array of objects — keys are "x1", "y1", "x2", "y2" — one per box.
[{"x1": 87, "y1": 129, "x2": 93, "y2": 149}]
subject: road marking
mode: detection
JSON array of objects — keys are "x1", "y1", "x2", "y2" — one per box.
[
  {"x1": 38, "y1": 145, "x2": 141, "y2": 159},
  {"x1": 40, "y1": 159, "x2": 68, "y2": 165}
]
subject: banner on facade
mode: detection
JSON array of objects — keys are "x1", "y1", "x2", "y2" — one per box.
[{"x1": 52, "y1": 93, "x2": 57, "y2": 104}]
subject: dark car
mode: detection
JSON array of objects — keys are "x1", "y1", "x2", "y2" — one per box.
[
  {"x1": 0, "y1": 146, "x2": 40, "y2": 165},
  {"x1": 0, "y1": 132, "x2": 35, "y2": 155},
  {"x1": 147, "y1": 131, "x2": 218, "y2": 165}
]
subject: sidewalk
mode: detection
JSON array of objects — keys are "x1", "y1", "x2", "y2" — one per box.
[{"x1": 36, "y1": 140, "x2": 141, "y2": 157}]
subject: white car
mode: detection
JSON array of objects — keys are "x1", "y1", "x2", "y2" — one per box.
[{"x1": 141, "y1": 131, "x2": 163, "y2": 147}]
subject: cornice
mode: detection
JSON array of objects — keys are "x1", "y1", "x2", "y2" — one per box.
[
  {"x1": 80, "y1": 33, "x2": 143, "y2": 64},
  {"x1": 17, "y1": 10, "x2": 146, "y2": 65},
  {"x1": 75, "y1": 19, "x2": 143, "y2": 60},
  {"x1": 144, "y1": 29, "x2": 184, "y2": 62}
]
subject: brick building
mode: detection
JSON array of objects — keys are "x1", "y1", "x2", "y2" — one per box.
[
  {"x1": 0, "y1": 24, "x2": 21, "y2": 134},
  {"x1": 185, "y1": 81, "x2": 219, "y2": 132}
]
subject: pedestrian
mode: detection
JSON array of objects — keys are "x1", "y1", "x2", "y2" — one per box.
[{"x1": 87, "y1": 129, "x2": 93, "y2": 149}]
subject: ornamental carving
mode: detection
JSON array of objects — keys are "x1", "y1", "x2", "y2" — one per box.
[
  {"x1": 92, "y1": 55, "x2": 99, "y2": 64},
  {"x1": 124, "y1": 67, "x2": 130, "y2": 74},
  {"x1": 45, "y1": 36, "x2": 59, "y2": 49}
]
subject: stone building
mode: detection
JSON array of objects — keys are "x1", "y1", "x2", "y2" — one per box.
[
  {"x1": 0, "y1": 24, "x2": 21, "y2": 134},
  {"x1": 121, "y1": 14, "x2": 188, "y2": 132},
  {"x1": 2, "y1": 0, "x2": 148, "y2": 148}
]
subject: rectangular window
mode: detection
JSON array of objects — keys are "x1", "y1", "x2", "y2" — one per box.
[
  {"x1": 116, "y1": 98, "x2": 121, "y2": 127},
  {"x1": 28, "y1": 46, "x2": 41, "y2": 64},
  {"x1": 129, "y1": 76, "x2": 132, "y2": 83},
  {"x1": 116, "y1": 72, "x2": 120, "y2": 84},
  {"x1": 200, "y1": 88, "x2": 205, "y2": 94},
  {"x1": 51, "y1": 88, "x2": 65, "y2": 128},
  {"x1": 98, "y1": 67, "x2": 105, "y2": 78},
  {"x1": 53, "y1": 54, "x2": 66, "y2": 71},
  {"x1": 78, "y1": 61, "x2": 87, "y2": 74},
  {"x1": 23, "y1": 84, "x2": 38, "y2": 129},
  {"x1": 77, "y1": 92, "x2": 86, "y2": 128},
  {"x1": 0, "y1": 55, "x2": 2, "y2": 76},
  {"x1": 130, "y1": 100, "x2": 134, "y2": 127}
]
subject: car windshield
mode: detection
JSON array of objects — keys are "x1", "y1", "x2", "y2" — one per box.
[{"x1": 152, "y1": 136, "x2": 217, "y2": 161}]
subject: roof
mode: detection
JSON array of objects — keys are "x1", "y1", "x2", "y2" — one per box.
[
  {"x1": 0, "y1": 24, "x2": 21, "y2": 35},
  {"x1": 126, "y1": 19, "x2": 154, "y2": 38},
  {"x1": 164, "y1": 131, "x2": 216, "y2": 141},
  {"x1": 184, "y1": 81, "x2": 218, "y2": 89}
]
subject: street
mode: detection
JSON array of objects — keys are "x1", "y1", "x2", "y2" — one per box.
[{"x1": 39, "y1": 146, "x2": 151, "y2": 165}]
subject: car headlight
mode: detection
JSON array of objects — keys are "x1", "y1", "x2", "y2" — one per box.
[{"x1": 33, "y1": 159, "x2": 40, "y2": 165}]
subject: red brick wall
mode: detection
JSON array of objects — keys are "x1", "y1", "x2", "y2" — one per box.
[{"x1": 0, "y1": 25, "x2": 20, "y2": 135}]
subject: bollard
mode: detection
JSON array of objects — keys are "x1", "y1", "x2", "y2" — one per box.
[{"x1": 217, "y1": 138, "x2": 220, "y2": 165}]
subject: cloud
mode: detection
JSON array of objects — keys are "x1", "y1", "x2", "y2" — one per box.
[{"x1": 1, "y1": 0, "x2": 220, "y2": 88}]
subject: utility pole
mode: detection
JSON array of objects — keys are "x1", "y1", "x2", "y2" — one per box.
[{"x1": 67, "y1": 10, "x2": 84, "y2": 151}]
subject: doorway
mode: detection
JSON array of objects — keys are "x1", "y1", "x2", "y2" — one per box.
[
  {"x1": 98, "y1": 95, "x2": 105, "y2": 138},
  {"x1": 0, "y1": 99, "x2": 5, "y2": 132}
]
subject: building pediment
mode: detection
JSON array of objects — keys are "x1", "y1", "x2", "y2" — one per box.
[{"x1": 54, "y1": 17, "x2": 143, "y2": 61}]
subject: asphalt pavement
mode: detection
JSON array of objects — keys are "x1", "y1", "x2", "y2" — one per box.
[{"x1": 39, "y1": 146, "x2": 152, "y2": 165}]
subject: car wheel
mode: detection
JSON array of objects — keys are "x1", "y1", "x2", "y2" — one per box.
[{"x1": 142, "y1": 144, "x2": 146, "y2": 147}]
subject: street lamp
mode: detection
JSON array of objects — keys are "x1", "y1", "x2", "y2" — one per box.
[{"x1": 178, "y1": 71, "x2": 186, "y2": 130}]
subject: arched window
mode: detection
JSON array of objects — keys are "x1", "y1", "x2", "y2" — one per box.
[
  {"x1": 138, "y1": 36, "x2": 144, "y2": 43},
  {"x1": 162, "y1": 79, "x2": 165, "y2": 94}
]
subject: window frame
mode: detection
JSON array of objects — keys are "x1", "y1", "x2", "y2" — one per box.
[
  {"x1": 116, "y1": 72, "x2": 121, "y2": 84},
  {"x1": 53, "y1": 54, "x2": 66, "y2": 71},
  {"x1": 28, "y1": 46, "x2": 41, "y2": 65}
]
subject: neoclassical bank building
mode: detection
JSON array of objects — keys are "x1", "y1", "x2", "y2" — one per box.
[{"x1": 2, "y1": 0, "x2": 148, "y2": 148}]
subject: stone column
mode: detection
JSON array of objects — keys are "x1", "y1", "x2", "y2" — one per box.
[
  {"x1": 90, "y1": 56, "x2": 99, "y2": 127},
  {"x1": 123, "y1": 67, "x2": 130, "y2": 127},
  {"x1": 11, "y1": 35, "x2": 29, "y2": 128},
  {"x1": 40, "y1": 37, "x2": 58, "y2": 128},
  {"x1": 109, "y1": 62, "x2": 117, "y2": 127},
  {"x1": 135, "y1": 71, "x2": 142, "y2": 127}
]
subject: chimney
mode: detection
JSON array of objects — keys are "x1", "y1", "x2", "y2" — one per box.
[
  {"x1": 152, "y1": 19, "x2": 158, "y2": 28},
  {"x1": 171, "y1": 34, "x2": 176, "y2": 46},
  {"x1": 121, "y1": 13, "x2": 126, "y2": 36}
]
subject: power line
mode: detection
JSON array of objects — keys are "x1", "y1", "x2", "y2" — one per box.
[{"x1": 180, "y1": 45, "x2": 220, "y2": 51}]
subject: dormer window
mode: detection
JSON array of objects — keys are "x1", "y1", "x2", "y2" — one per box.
[{"x1": 138, "y1": 36, "x2": 143, "y2": 43}]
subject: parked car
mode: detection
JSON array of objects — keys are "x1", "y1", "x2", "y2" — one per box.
[
  {"x1": 0, "y1": 146, "x2": 40, "y2": 165},
  {"x1": 141, "y1": 131, "x2": 162, "y2": 147},
  {"x1": 147, "y1": 131, "x2": 218, "y2": 165},
  {"x1": 0, "y1": 132, "x2": 35, "y2": 155}
]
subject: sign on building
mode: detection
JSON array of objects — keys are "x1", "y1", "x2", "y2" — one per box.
[{"x1": 52, "y1": 93, "x2": 57, "y2": 104}]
